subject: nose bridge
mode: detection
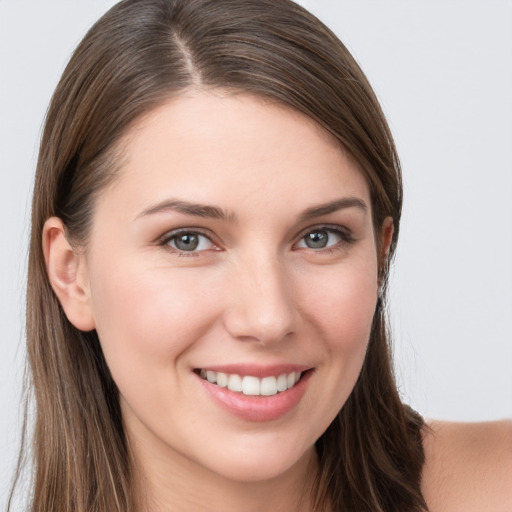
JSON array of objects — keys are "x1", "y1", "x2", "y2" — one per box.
[{"x1": 225, "y1": 246, "x2": 296, "y2": 344}]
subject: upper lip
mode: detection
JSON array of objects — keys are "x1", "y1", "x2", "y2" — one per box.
[{"x1": 194, "y1": 364, "x2": 312, "y2": 378}]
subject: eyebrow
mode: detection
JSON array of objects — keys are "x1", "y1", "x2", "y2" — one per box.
[
  {"x1": 136, "y1": 199, "x2": 236, "y2": 222},
  {"x1": 298, "y1": 197, "x2": 368, "y2": 222},
  {"x1": 136, "y1": 196, "x2": 367, "y2": 222}
]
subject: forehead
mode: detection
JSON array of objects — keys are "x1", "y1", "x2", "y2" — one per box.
[{"x1": 98, "y1": 91, "x2": 371, "y2": 220}]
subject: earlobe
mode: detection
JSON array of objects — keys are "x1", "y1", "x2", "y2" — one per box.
[{"x1": 43, "y1": 217, "x2": 96, "y2": 331}]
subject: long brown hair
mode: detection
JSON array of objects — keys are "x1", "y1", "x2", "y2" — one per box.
[{"x1": 11, "y1": 0, "x2": 426, "y2": 510}]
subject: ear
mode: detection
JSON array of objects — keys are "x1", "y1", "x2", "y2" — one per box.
[
  {"x1": 378, "y1": 216, "x2": 395, "y2": 271},
  {"x1": 42, "y1": 217, "x2": 96, "y2": 331}
]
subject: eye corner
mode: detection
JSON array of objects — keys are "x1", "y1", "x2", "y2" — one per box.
[
  {"x1": 158, "y1": 228, "x2": 221, "y2": 256},
  {"x1": 293, "y1": 225, "x2": 356, "y2": 252}
]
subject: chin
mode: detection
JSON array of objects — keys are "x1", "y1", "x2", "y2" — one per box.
[{"x1": 193, "y1": 432, "x2": 316, "y2": 483}]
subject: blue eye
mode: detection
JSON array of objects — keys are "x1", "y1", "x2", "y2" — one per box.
[
  {"x1": 165, "y1": 231, "x2": 214, "y2": 252},
  {"x1": 296, "y1": 228, "x2": 350, "y2": 250}
]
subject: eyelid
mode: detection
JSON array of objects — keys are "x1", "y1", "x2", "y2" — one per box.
[
  {"x1": 156, "y1": 224, "x2": 354, "y2": 255},
  {"x1": 158, "y1": 227, "x2": 220, "y2": 253},
  {"x1": 293, "y1": 224, "x2": 356, "y2": 249}
]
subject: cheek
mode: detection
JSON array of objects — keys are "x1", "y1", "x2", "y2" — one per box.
[
  {"x1": 302, "y1": 258, "x2": 378, "y2": 348},
  {"x1": 300, "y1": 256, "x2": 378, "y2": 385},
  {"x1": 287, "y1": 257, "x2": 378, "y2": 440},
  {"x1": 88, "y1": 259, "x2": 221, "y2": 380}
]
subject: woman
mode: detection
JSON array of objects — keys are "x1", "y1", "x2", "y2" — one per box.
[{"x1": 9, "y1": 0, "x2": 511, "y2": 511}]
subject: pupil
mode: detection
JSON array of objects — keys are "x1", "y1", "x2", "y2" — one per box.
[
  {"x1": 175, "y1": 233, "x2": 199, "y2": 251},
  {"x1": 306, "y1": 231, "x2": 328, "y2": 248}
]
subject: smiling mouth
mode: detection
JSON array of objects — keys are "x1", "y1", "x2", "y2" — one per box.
[{"x1": 196, "y1": 369, "x2": 303, "y2": 396}]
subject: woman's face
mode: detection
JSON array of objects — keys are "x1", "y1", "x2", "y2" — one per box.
[{"x1": 79, "y1": 92, "x2": 386, "y2": 484}]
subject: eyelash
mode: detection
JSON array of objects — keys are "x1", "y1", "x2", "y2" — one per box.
[
  {"x1": 158, "y1": 225, "x2": 355, "y2": 257},
  {"x1": 295, "y1": 225, "x2": 356, "y2": 254},
  {"x1": 159, "y1": 228, "x2": 217, "y2": 258}
]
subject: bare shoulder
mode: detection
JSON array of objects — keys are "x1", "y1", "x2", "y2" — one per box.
[{"x1": 421, "y1": 419, "x2": 512, "y2": 512}]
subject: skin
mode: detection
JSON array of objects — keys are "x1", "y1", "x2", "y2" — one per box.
[
  {"x1": 45, "y1": 91, "x2": 391, "y2": 511},
  {"x1": 43, "y1": 91, "x2": 512, "y2": 511},
  {"x1": 421, "y1": 419, "x2": 512, "y2": 512}
]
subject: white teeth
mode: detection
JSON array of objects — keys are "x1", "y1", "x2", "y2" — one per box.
[
  {"x1": 276, "y1": 374, "x2": 288, "y2": 392},
  {"x1": 260, "y1": 376, "x2": 278, "y2": 396},
  {"x1": 227, "y1": 374, "x2": 243, "y2": 392},
  {"x1": 199, "y1": 370, "x2": 303, "y2": 396},
  {"x1": 242, "y1": 376, "x2": 260, "y2": 396},
  {"x1": 216, "y1": 372, "x2": 228, "y2": 388}
]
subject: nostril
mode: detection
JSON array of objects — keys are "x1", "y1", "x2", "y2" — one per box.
[
  {"x1": 223, "y1": 309, "x2": 296, "y2": 345},
  {"x1": 222, "y1": 264, "x2": 297, "y2": 344}
]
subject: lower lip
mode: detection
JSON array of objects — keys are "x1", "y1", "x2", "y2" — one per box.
[{"x1": 197, "y1": 371, "x2": 312, "y2": 422}]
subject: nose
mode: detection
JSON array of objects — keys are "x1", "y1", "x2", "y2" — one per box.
[{"x1": 223, "y1": 252, "x2": 297, "y2": 345}]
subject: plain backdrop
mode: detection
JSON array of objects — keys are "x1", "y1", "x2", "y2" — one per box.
[{"x1": 1, "y1": 0, "x2": 511, "y2": 507}]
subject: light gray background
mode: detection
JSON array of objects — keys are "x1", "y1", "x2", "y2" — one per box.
[{"x1": 1, "y1": 0, "x2": 511, "y2": 507}]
